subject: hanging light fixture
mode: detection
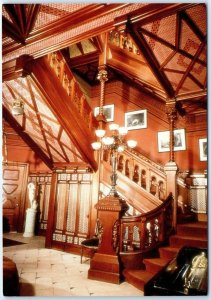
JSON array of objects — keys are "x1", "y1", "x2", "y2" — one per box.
[
  {"x1": 11, "y1": 98, "x2": 24, "y2": 116},
  {"x1": 91, "y1": 123, "x2": 137, "y2": 197},
  {"x1": 91, "y1": 32, "x2": 137, "y2": 197}
]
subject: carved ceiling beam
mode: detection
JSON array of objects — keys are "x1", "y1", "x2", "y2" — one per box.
[
  {"x1": 3, "y1": 4, "x2": 129, "y2": 56},
  {"x1": 180, "y1": 11, "x2": 205, "y2": 42},
  {"x1": 114, "y1": 3, "x2": 196, "y2": 27},
  {"x1": 127, "y1": 21, "x2": 175, "y2": 99},
  {"x1": 139, "y1": 28, "x2": 206, "y2": 67},
  {"x1": 3, "y1": 55, "x2": 32, "y2": 82},
  {"x1": 3, "y1": 105, "x2": 54, "y2": 169},
  {"x1": 3, "y1": 4, "x2": 40, "y2": 44},
  {"x1": 175, "y1": 38, "x2": 206, "y2": 95}
]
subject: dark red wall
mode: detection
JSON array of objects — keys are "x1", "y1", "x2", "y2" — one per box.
[{"x1": 91, "y1": 81, "x2": 207, "y2": 173}]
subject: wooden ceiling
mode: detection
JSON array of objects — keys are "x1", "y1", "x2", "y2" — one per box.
[{"x1": 2, "y1": 3, "x2": 207, "y2": 169}]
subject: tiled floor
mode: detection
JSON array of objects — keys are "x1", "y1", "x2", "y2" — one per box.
[{"x1": 3, "y1": 233, "x2": 143, "y2": 297}]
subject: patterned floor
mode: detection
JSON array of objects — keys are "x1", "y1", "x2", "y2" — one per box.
[{"x1": 3, "y1": 233, "x2": 143, "y2": 297}]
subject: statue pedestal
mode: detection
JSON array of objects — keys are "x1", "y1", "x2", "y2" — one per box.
[
  {"x1": 23, "y1": 208, "x2": 37, "y2": 237},
  {"x1": 88, "y1": 195, "x2": 128, "y2": 284}
]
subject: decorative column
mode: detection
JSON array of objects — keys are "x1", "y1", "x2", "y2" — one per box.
[
  {"x1": 164, "y1": 100, "x2": 178, "y2": 230},
  {"x1": 96, "y1": 65, "x2": 108, "y2": 127},
  {"x1": 88, "y1": 193, "x2": 128, "y2": 284},
  {"x1": 23, "y1": 182, "x2": 38, "y2": 237}
]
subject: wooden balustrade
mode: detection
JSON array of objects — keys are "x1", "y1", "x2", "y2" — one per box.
[
  {"x1": 120, "y1": 193, "x2": 173, "y2": 254},
  {"x1": 47, "y1": 52, "x2": 97, "y2": 130},
  {"x1": 104, "y1": 148, "x2": 167, "y2": 201},
  {"x1": 109, "y1": 29, "x2": 140, "y2": 56}
]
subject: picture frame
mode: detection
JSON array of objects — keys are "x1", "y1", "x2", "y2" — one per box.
[
  {"x1": 94, "y1": 104, "x2": 114, "y2": 122},
  {"x1": 158, "y1": 129, "x2": 186, "y2": 152},
  {"x1": 199, "y1": 138, "x2": 207, "y2": 161},
  {"x1": 125, "y1": 109, "x2": 147, "y2": 130}
]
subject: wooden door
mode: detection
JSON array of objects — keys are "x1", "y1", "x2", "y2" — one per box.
[{"x1": 2, "y1": 162, "x2": 29, "y2": 232}]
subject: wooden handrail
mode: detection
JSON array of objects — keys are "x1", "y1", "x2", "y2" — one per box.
[
  {"x1": 47, "y1": 51, "x2": 98, "y2": 130},
  {"x1": 120, "y1": 193, "x2": 173, "y2": 253},
  {"x1": 103, "y1": 148, "x2": 167, "y2": 202}
]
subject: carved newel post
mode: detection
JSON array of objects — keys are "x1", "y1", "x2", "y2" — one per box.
[
  {"x1": 23, "y1": 182, "x2": 38, "y2": 237},
  {"x1": 88, "y1": 155, "x2": 129, "y2": 283},
  {"x1": 88, "y1": 195, "x2": 128, "y2": 283}
]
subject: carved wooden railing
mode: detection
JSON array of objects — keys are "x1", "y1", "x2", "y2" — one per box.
[
  {"x1": 47, "y1": 51, "x2": 98, "y2": 130},
  {"x1": 119, "y1": 193, "x2": 173, "y2": 254},
  {"x1": 109, "y1": 29, "x2": 140, "y2": 56},
  {"x1": 103, "y1": 148, "x2": 167, "y2": 202}
]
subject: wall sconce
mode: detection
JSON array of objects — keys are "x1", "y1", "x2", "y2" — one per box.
[{"x1": 11, "y1": 98, "x2": 24, "y2": 116}]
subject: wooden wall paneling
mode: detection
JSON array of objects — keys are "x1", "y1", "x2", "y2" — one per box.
[
  {"x1": 66, "y1": 181, "x2": 78, "y2": 242},
  {"x1": 29, "y1": 173, "x2": 52, "y2": 234},
  {"x1": 78, "y1": 174, "x2": 92, "y2": 239},
  {"x1": 45, "y1": 171, "x2": 58, "y2": 248},
  {"x1": 2, "y1": 162, "x2": 29, "y2": 232}
]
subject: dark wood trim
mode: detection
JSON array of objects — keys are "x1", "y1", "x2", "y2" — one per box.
[
  {"x1": 3, "y1": 55, "x2": 32, "y2": 82},
  {"x1": 45, "y1": 171, "x2": 58, "y2": 248},
  {"x1": 3, "y1": 106, "x2": 53, "y2": 169},
  {"x1": 175, "y1": 40, "x2": 206, "y2": 95},
  {"x1": 127, "y1": 21, "x2": 175, "y2": 98},
  {"x1": 139, "y1": 27, "x2": 206, "y2": 67},
  {"x1": 114, "y1": 3, "x2": 196, "y2": 27},
  {"x1": 3, "y1": 4, "x2": 129, "y2": 56},
  {"x1": 188, "y1": 73, "x2": 205, "y2": 90},
  {"x1": 180, "y1": 11, "x2": 205, "y2": 42}
]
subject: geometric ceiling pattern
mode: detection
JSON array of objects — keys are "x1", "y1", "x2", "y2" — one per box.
[
  {"x1": 2, "y1": 3, "x2": 207, "y2": 170},
  {"x1": 2, "y1": 77, "x2": 84, "y2": 165},
  {"x1": 108, "y1": 3, "x2": 207, "y2": 106}
]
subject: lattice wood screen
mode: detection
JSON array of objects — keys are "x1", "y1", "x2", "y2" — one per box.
[
  {"x1": 29, "y1": 174, "x2": 52, "y2": 232},
  {"x1": 53, "y1": 172, "x2": 92, "y2": 246}
]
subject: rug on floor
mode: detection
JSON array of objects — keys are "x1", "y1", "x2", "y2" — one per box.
[{"x1": 3, "y1": 238, "x2": 26, "y2": 247}]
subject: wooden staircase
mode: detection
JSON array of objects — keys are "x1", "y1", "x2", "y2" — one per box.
[{"x1": 123, "y1": 221, "x2": 208, "y2": 293}]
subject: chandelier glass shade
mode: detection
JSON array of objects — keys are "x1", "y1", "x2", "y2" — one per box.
[{"x1": 91, "y1": 123, "x2": 137, "y2": 197}]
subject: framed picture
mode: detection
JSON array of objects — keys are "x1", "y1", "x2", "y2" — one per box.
[
  {"x1": 94, "y1": 104, "x2": 114, "y2": 122},
  {"x1": 199, "y1": 138, "x2": 207, "y2": 161},
  {"x1": 125, "y1": 109, "x2": 147, "y2": 130},
  {"x1": 158, "y1": 129, "x2": 186, "y2": 152}
]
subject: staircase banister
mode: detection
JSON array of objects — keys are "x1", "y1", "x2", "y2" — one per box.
[
  {"x1": 121, "y1": 192, "x2": 173, "y2": 223},
  {"x1": 124, "y1": 148, "x2": 165, "y2": 176}
]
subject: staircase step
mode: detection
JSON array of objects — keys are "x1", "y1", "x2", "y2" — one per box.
[
  {"x1": 123, "y1": 269, "x2": 155, "y2": 291},
  {"x1": 159, "y1": 246, "x2": 181, "y2": 260},
  {"x1": 143, "y1": 258, "x2": 170, "y2": 273},
  {"x1": 177, "y1": 222, "x2": 207, "y2": 238},
  {"x1": 170, "y1": 235, "x2": 208, "y2": 248}
]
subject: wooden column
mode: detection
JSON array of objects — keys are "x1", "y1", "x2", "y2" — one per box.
[
  {"x1": 88, "y1": 195, "x2": 128, "y2": 284},
  {"x1": 165, "y1": 100, "x2": 178, "y2": 230},
  {"x1": 45, "y1": 170, "x2": 58, "y2": 248}
]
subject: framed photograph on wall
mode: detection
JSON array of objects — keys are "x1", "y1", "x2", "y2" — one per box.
[
  {"x1": 158, "y1": 129, "x2": 186, "y2": 152},
  {"x1": 94, "y1": 104, "x2": 114, "y2": 122},
  {"x1": 199, "y1": 138, "x2": 207, "y2": 161},
  {"x1": 125, "y1": 109, "x2": 147, "y2": 130}
]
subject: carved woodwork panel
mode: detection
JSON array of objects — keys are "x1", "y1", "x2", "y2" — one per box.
[
  {"x1": 2, "y1": 162, "x2": 29, "y2": 232},
  {"x1": 52, "y1": 171, "x2": 93, "y2": 246},
  {"x1": 29, "y1": 173, "x2": 52, "y2": 234}
]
